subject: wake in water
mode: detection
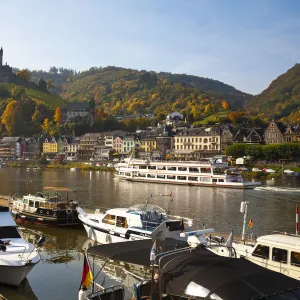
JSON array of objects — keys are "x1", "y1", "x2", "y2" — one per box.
[{"x1": 255, "y1": 186, "x2": 300, "y2": 193}]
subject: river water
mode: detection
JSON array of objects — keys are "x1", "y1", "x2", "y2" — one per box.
[{"x1": 1, "y1": 168, "x2": 300, "y2": 299}]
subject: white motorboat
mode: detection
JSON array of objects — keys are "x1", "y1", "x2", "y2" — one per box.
[
  {"x1": 77, "y1": 194, "x2": 193, "y2": 244},
  {"x1": 207, "y1": 201, "x2": 300, "y2": 280},
  {"x1": 0, "y1": 206, "x2": 43, "y2": 286}
]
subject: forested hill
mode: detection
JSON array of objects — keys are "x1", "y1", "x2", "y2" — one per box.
[
  {"x1": 245, "y1": 64, "x2": 300, "y2": 123},
  {"x1": 25, "y1": 66, "x2": 249, "y2": 118}
]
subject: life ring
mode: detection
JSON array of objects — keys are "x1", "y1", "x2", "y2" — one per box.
[{"x1": 66, "y1": 208, "x2": 72, "y2": 215}]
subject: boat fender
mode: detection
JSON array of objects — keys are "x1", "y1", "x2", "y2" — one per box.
[
  {"x1": 105, "y1": 233, "x2": 110, "y2": 243},
  {"x1": 66, "y1": 208, "x2": 72, "y2": 215},
  {"x1": 78, "y1": 285, "x2": 89, "y2": 300}
]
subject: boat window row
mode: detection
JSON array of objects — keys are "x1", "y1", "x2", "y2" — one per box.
[
  {"x1": 135, "y1": 173, "x2": 223, "y2": 183},
  {"x1": 252, "y1": 244, "x2": 300, "y2": 266},
  {"x1": 102, "y1": 214, "x2": 128, "y2": 228},
  {"x1": 126, "y1": 166, "x2": 214, "y2": 173},
  {"x1": 23, "y1": 199, "x2": 40, "y2": 208}
]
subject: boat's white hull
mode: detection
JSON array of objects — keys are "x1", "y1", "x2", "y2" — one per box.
[
  {"x1": 83, "y1": 224, "x2": 148, "y2": 244},
  {"x1": 116, "y1": 175, "x2": 260, "y2": 189},
  {"x1": 0, "y1": 263, "x2": 36, "y2": 286}
]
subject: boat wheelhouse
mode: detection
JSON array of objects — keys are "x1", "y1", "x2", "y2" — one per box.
[
  {"x1": 77, "y1": 196, "x2": 193, "y2": 244},
  {"x1": 115, "y1": 159, "x2": 260, "y2": 189},
  {"x1": 9, "y1": 187, "x2": 80, "y2": 227}
]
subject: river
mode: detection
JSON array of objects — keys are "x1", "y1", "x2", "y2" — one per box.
[{"x1": 0, "y1": 167, "x2": 300, "y2": 299}]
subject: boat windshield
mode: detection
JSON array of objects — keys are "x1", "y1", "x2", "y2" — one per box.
[{"x1": 127, "y1": 204, "x2": 166, "y2": 215}]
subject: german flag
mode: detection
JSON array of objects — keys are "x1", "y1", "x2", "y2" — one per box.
[
  {"x1": 249, "y1": 219, "x2": 253, "y2": 229},
  {"x1": 80, "y1": 255, "x2": 93, "y2": 289}
]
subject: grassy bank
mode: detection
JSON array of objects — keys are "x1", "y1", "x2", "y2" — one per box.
[{"x1": 7, "y1": 161, "x2": 115, "y2": 172}]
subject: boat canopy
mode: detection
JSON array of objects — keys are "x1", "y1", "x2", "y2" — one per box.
[
  {"x1": 87, "y1": 239, "x2": 188, "y2": 266},
  {"x1": 87, "y1": 240, "x2": 300, "y2": 300},
  {"x1": 159, "y1": 246, "x2": 300, "y2": 300}
]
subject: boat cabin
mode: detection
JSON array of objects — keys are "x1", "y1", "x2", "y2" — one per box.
[
  {"x1": 12, "y1": 187, "x2": 77, "y2": 213},
  {"x1": 249, "y1": 234, "x2": 300, "y2": 278}
]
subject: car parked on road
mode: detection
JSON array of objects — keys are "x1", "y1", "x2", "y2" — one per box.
[
  {"x1": 238, "y1": 167, "x2": 248, "y2": 171},
  {"x1": 263, "y1": 168, "x2": 276, "y2": 173},
  {"x1": 284, "y1": 169, "x2": 295, "y2": 174},
  {"x1": 252, "y1": 168, "x2": 262, "y2": 172}
]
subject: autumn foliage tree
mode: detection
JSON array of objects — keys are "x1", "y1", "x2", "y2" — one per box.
[
  {"x1": 54, "y1": 107, "x2": 62, "y2": 124},
  {"x1": 2, "y1": 100, "x2": 18, "y2": 134},
  {"x1": 229, "y1": 111, "x2": 243, "y2": 123},
  {"x1": 221, "y1": 100, "x2": 229, "y2": 110},
  {"x1": 42, "y1": 118, "x2": 50, "y2": 133},
  {"x1": 16, "y1": 69, "x2": 31, "y2": 82}
]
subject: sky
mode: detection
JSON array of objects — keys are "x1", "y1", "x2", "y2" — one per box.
[{"x1": 1, "y1": 0, "x2": 300, "y2": 95}]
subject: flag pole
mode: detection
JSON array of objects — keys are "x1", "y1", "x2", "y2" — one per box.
[
  {"x1": 296, "y1": 204, "x2": 299, "y2": 235},
  {"x1": 241, "y1": 201, "x2": 248, "y2": 244}
]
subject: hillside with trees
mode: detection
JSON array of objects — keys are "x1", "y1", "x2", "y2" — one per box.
[
  {"x1": 0, "y1": 83, "x2": 66, "y2": 136},
  {"x1": 245, "y1": 64, "x2": 300, "y2": 123},
  {"x1": 58, "y1": 66, "x2": 249, "y2": 121},
  {"x1": 23, "y1": 66, "x2": 249, "y2": 120}
]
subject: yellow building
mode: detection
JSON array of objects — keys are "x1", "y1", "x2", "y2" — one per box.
[
  {"x1": 140, "y1": 136, "x2": 157, "y2": 152},
  {"x1": 43, "y1": 137, "x2": 58, "y2": 153},
  {"x1": 174, "y1": 128, "x2": 221, "y2": 155}
]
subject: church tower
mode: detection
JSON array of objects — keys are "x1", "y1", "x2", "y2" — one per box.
[{"x1": 0, "y1": 47, "x2": 3, "y2": 67}]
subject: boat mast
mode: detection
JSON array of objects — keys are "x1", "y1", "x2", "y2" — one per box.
[{"x1": 240, "y1": 201, "x2": 249, "y2": 243}]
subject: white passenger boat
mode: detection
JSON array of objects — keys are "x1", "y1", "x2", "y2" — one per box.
[
  {"x1": 0, "y1": 206, "x2": 43, "y2": 286},
  {"x1": 207, "y1": 201, "x2": 300, "y2": 280},
  {"x1": 115, "y1": 158, "x2": 260, "y2": 189},
  {"x1": 77, "y1": 195, "x2": 193, "y2": 244}
]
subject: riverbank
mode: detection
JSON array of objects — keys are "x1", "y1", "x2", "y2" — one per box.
[
  {"x1": 5, "y1": 161, "x2": 115, "y2": 172},
  {"x1": 241, "y1": 163, "x2": 300, "y2": 180}
]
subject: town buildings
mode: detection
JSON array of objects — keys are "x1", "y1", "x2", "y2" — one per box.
[{"x1": 3, "y1": 111, "x2": 300, "y2": 163}]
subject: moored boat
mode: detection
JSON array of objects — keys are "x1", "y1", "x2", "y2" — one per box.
[
  {"x1": 207, "y1": 201, "x2": 300, "y2": 280},
  {"x1": 0, "y1": 206, "x2": 43, "y2": 286},
  {"x1": 115, "y1": 158, "x2": 260, "y2": 189},
  {"x1": 9, "y1": 187, "x2": 80, "y2": 227},
  {"x1": 80, "y1": 233, "x2": 300, "y2": 300},
  {"x1": 77, "y1": 194, "x2": 193, "y2": 243}
]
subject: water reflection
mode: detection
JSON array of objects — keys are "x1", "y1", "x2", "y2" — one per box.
[{"x1": 0, "y1": 279, "x2": 37, "y2": 300}]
